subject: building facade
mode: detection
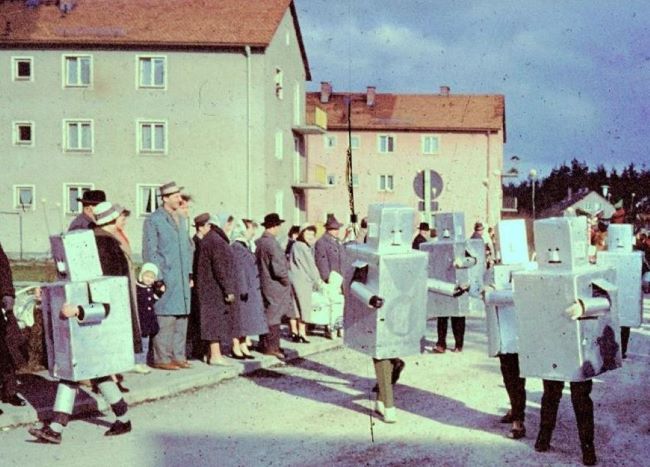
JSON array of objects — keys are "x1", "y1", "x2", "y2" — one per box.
[
  {"x1": 0, "y1": 0, "x2": 310, "y2": 258},
  {"x1": 301, "y1": 84, "x2": 506, "y2": 235}
]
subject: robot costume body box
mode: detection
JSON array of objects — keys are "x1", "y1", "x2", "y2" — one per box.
[
  {"x1": 419, "y1": 212, "x2": 486, "y2": 318},
  {"x1": 596, "y1": 224, "x2": 643, "y2": 328},
  {"x1": 483, "y1": 219, "x2": 536, "y2": 357},
  {"x1": 343, "y1": 204, "x2": 428, "y2": 359},
  {"x1": 41, "y1": 230, "x2": 134, "y2": 381},
  {"x1": 512, "y1": 216, "x2": 622, "y2": 382}
]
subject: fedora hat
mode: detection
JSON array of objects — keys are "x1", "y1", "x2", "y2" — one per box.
[
  {"x1": 324, "y1": 214, "x2": 342, "y2": 230},
  {"x1": 159, "y1": 181, "x2": 183, "y2": 197},
  {"x1": 94, "y1": 201, "x2": 120, "y2": 226},
  {"x1": 193, "y1": 212, "x2": 210, "y2": 227},
  {"x1": 77, "y1": 190, "x2": 106, "y2": 206},
  {"x1": 419, "y1": 222, "x2": 430, "y2": 231},
  {"x1": 262, "y1": 213, "x2": 285, "y2": 228},
  {"x1": 474, "y1": 222, "x2": 484, "y2": 231}
]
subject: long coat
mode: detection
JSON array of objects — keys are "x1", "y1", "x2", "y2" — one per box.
[
  {"x1": 288, "y1": 241, "x2": 321, "y2": 318},
  {"x1": 196, "y1": 228, "x2": 236, "y2": 342},
  {"x1": 142, "y1": 207, "x2": 192, "y2": 316},
  {"x1": 0, "y1": 242, "x2": 26, "y2": 368},
  {"x1": 232, "y1": 240, "x2": 269, "y2": 337},
  {"x1": 314, "y1": 232, "x2": 346, "y2": 282},
  {"x1": 94, "y1": 228, "x2": 143, "y2": 354},
  {"x1": 255, "y1": 232, "x2": 293, "y2": 326}
]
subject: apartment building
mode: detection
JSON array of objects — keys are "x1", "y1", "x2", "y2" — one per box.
[
  {"x1": 0, "y1": 0, "x2": 311, "y2": 258},
  {"x1": 301, "y1": 83, "x2": 506, "y2": 234}
]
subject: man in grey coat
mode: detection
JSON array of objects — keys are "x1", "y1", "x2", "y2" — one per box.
[
  {"x1": 314, "y1": 214, "x2": 346, "y2": 283},
  {"x1": 142, "y1": 181, "x2": 192, "y2": 370},
  {"x1": 255, "y1": 213, "x2": 292, "y2": 360}
]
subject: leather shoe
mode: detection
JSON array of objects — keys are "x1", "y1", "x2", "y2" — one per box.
[
  {"x1": 105, "y1": 420, "x2": 132, "y2": 436},
  {"x1": 229, "y1": 352, "x2": 246, "y2": 361},
  {"x1": 171, "y1": 360, "x2": 192, "y2": 369},
  {"x1": 508, "y1": 425, "x2": 526, "y2": 440},
  {"x1": 2, "y1": 394, "x2": 26, "y2": 406},
  {"x1": 432, "y1": 344, "x2": 446, "y2": 354},
  {"x1": 152, "y1": 362, "x2": 180, "y2": 371},
  {"x1": 500, "y1": 410, "x2": 513, "y2": 423},
  {"x1": 28, "y1": 425, "x2": 62, "y2": 444}
]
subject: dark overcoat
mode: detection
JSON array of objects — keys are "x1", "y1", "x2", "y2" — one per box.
[
  {"x1": 196, "y1": 228, "x2": 236, "y2": 342},
  {"x1": 231, "y1": 240, "x2": 269, "y2": 337},
  {"x1": 0, "y1": 242, "x2": 26, "y2": 368},
  {"x1": 314, "y1": 232, "x2": 346, "y2": 282},
  {"x1": 136, "y1": 283, "x2": 160, "y2": 337},
  {"x1": 255, "y1": 232, "x2": 293, "y2": 326},
  {"x1": 94, "y1": 228, "x2": 143, "y2": 353}
]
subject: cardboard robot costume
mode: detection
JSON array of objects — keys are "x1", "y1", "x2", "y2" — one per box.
[
  {"x1": 343, "y1": 204, "x2": 428, "y2": 423},
  {"x1": 343, "y1": 204, "x2": 428, "y2": 359},
  {"x1": 512, "y1": 216, "x2": 621, "y2": 382},
  {"x1": 420, "y1": 212, "x2": 486, "y2": 318}
]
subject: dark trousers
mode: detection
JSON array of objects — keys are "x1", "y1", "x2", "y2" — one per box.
[
  {"x1": 620, "y1": 326, "x2": 630, "y2": 357},
  {"x1": 498, "y1": 353, "x2": 526, "y2": 422},
  {"x1": 436, "y1": 317, "x2": 465, "y2": 349},
  {"x1": 539, "y1": 379, "x2": 594, "y2": 447},
  {"x1": 0, "y1": 330, "x2": 18, "y2": 398},
  {"x1": 259, "y1": 324, "x2": 281, "y2": 353}
]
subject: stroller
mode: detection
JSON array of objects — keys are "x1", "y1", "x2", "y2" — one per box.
[{"x1": 303, "y1": 272, "x2": 344, "y2": 339}]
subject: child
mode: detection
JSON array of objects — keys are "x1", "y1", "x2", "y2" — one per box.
[{"x1": 134, "y1": 263, "x2": 163, "y2": 372}]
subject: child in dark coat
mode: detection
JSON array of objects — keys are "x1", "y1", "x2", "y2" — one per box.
[{"x1": 134, "y1": 263, "x2": 163, "y2": 373}]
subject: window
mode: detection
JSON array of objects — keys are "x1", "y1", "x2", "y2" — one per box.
[
  {"x1": 64, "y1": 183, "x2": 94, "y2": 214},
  {"x1": 64, "y1": 55, "x2": 92, "y2": 87},
  {"x1": 275, "y1": 67, "x2": 283, "y2": 99},
  {"x1": 422, "y1": 135, "x2": 440, "y2": 155},
  {"x1": 13, "y1": 121, "x2": 34, "y2": 146},
  {"x1": 13, "y1": 185, "x2": 35, "y2": 211},
  {"x1": 138, "y1": 121, "x2": 167, "y2": 154},
  {"x1": 378, "y1": 175, "x2": 394, "y2": 192},
  {"x1": 275, "y1": 190, "x2": 284, "y2": 218},
  {"x1": 324, "y1": 135, "x2": 337, "y2": 149},
  {"x1": 12, "y1": 57, "x2": 33, "y2": 81},
  {"x1": 64, "y1": 120, "x2": 93, "y2": 152},
  {"x1": 378, "y1": 135, "x2": 395, "y2": 153},
  {"x1": 275, "y1": 130, "x2": 284, "y2": 160},
  {"x1": 137, "y1": 184, "x2": 161, "y2": 216},
  {"x1": 138, "y1": 56, "x2": 166, "y2": 88},
  {"x1": 350, "y1": 136, "x2": 360, "y2": 150},
  {"x1": 327, "y1": 175, "x2": 337, "y2": 186}
]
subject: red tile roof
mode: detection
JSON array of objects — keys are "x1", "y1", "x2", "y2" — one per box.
[
  {"x1": 0, "y1": 0, "x2": 310, "y2": 78},
  {"x1": 307, "y1": 92, "x2": 506, "y2": 141}
]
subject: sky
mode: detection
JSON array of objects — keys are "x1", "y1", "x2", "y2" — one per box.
[{"x1": 295, "y1": 0, "x2": 650, "y2": 180}]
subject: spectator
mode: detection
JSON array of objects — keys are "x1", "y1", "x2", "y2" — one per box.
[
  {"x1": 256, "y1": 213, "x2": 292, "y2": 361},
  {"x1": 0, "y1": 242, "x2": 27, "y2": 411},
  {"x1": 196, "y1": 216, "x2": 236, "y2": 366},
  {"x1": 412, "y1": 222, "x2": 430, "y2": 250},
  {"x1": 231, "y1": 219, "x2": 268, "y2": 359},
  {"x1": 187, "y1": 213, "x2": 211, "y2": 361},
  {"x1": 288, "y1": 223, "x2": 323, "y2": 343},
  {"x1": 314, "y1": 214, "x2": 346, "y2": 283},
  {"x1": 68, "y1": 190, "x2": 106, "y2": 231},
  {"x1": 142, "y1": 181, "x2": 192, "y2": 371},
  {"x1": 285, "y1": 225, "x2": 300, "y2": 259},
  {"x1": 135, "y1": 263, "x2": 162, "y2": 373},
  {"x1": 610, "y1": 200, "x2": 625, "y2": 224}
]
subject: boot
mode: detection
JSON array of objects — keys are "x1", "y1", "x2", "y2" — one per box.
[
  {"x1": 581, "y1": 442, "x2": 597, "y2": 466},
  {"x1": 535, "y1": 429, "x2": 552, "y2": 452}
]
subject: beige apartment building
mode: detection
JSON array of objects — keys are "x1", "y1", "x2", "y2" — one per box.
[
  {"x1": 0, "y1": 0, "x2": 311, "y2": 258},
  {"x1": 300, "y1": 83, "x2": 507, "y2": 235}
]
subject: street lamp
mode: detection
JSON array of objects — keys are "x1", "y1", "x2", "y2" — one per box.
[{"x1": 529, "y1": 169, "x2": 538, "y2": 219}]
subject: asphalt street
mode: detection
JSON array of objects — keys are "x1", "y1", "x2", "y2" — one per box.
[{"x1": 1, "y1": 316, "x2": 648, "y2": 467}]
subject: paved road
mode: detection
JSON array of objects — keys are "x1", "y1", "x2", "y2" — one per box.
[{"x1": 1, "y1": 316, "x2": 648, "y2": 467}]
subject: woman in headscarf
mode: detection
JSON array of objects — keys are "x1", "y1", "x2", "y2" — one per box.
[
  {"x1": 230, "y1": 219, "x2": 269, "y2": 359},
  {"x1": 288, "y1": 223, "x2": 323, "y2": 343}
]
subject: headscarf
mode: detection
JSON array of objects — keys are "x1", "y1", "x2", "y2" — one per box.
[{"x1": 231, "y1": 218, "x2": 249, "y2": 246}]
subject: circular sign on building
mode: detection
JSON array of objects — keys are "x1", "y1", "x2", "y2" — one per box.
[{"x1": 413, "y1": 170, "x2": 444, "y2": 211}]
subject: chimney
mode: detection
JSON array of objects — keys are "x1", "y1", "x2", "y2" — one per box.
[
  {"x1": 3, "y1": 21, "x2": 11, "y2": 37},
  {"x1": 440, "y1": 85, "x2": 450, "y2": 96},
  {"x1": 59, "y1": 0, "x2": 78, "y2": 14},
  {"x1": 320, "y1": 81, "x2": 332, "y2": 104},
  {"x1": 366, "y1": 86, "x2": 376, "y2": 107}
]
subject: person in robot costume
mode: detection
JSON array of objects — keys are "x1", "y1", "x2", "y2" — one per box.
[{"x1": 344, "y1": 205, "x2": 428, "y2": 424}]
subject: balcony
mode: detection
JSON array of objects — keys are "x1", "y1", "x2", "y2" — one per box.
[{"x1": 291, "y1": 164, "x2": 331, "y2": 190}]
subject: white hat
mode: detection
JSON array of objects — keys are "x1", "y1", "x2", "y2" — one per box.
[
  {"x1": 94, "y1": 201, "x2": 120, "y2": 226},
  {"x1": 138, "y1": 263, "x2": 159, "y2": 282}
]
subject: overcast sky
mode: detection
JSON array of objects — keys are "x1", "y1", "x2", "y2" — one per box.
[{"x1": 295, "y1": 0, "x2": 650, "y2": 180}]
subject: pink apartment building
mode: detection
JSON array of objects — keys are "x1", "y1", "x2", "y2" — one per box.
[{"x1": 297, "y1": 83, "x2": 507, "y2": 235}]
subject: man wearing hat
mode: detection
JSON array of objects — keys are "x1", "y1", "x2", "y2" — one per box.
[
  {"x1": 412, "y1": 222, "x2": 430, "y2": 250},
  {"x1": 68, "y1": 190, "x2": 106, "y2": 232},
  {"x1": 142, "y1": 182, "x2": 192, "y2": 370},
  {"x1": 314, "y1": 214, "x2": 346, "y2": 283},
  {"x1": 255, "y1": 213, "x2": 292, "y2": 360}
]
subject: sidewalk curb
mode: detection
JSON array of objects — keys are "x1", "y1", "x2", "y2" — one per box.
[{"x1": 1, "y1": 336, "x2": 343, "y2": 431}]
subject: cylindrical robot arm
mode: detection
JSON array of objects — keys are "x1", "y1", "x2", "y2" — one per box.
[
  {"x1": 565, "y1": 278, "x2": 617, "y2": 320},
  {"x1": 453, "y1": 254, "x2": 478, "y2": 269},
  {"x1": 484, "y1": 288, "x2": 514, "y2": 306},
  {"x1": 427, "y1": 278, "x2": 469, "y2": 297},
  {"x1": 350, "y1": 282, "x2": 384, "y2": 309}
]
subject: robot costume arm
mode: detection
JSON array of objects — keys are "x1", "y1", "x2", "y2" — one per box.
[{"x1": 427, "y1": 278, "x2": 469, "y2": 297}]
